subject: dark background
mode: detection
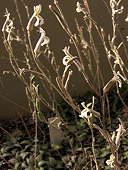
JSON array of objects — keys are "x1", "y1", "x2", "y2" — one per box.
[{"x1": 0, "y1": 0, "x2": 128, "y2": 119}]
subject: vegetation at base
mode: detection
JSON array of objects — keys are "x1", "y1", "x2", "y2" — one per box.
[{"x1": 0, "y1": 91, "x2": 128, "y2": 169}]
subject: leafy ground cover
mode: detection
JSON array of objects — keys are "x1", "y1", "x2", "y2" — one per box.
[{"x1": 0, "y1": 89, "x2": 128, "y2": 170}]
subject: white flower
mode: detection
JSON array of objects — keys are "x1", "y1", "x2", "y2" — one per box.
[
  {"x1": 34, "y1": 28, "x2": 50, "y2": 55},
  {"x1": 62, "y1": 47, "x2": 74, "y2": 66},
  {"x1": 113, "y1": 6, "x2": 124, "y2": 15},
  {"x1": 62, "y1": 46, "x2": 81, "y2": 71},
  {"x1": 2, "y1": 9, "x2": 11, "y2": 32},
  {"x1": 34, "y1": 4, "x2": 42, "y2": 16},
  {"x1": 79, "y1": 102, "x2": 93, "y2": 119},
  {"x1": 34, "y1": 15, "x2": 44, "y2": 27},
  {"x1": 106, "y1": 154, "x2": 115, "y2": 168},
  {"x1": 80, "y1": 99, "x2": 100, "y2": 119},
  {"x1": 27, "y1": 4, "x2": 44, "y2": 31},
  {"x1": 63, "y1": 46, "x2": 70, "y2": 56},
  {"x1": 110, "y1": 0, "x2": 124, "y2": 16},
  {"x1": 2, "y1": 9, "x2": 19, "y2": 42},
  {"x1": 126, "y1": 36, "x2": 128, "y2": 41},
  {"x1": 41, "y1": 36, "x2": 50, "y2": 47},
  {"x1": 115, "y1": 124, "x2": 126, "y2": 147},
  {"x1": 76, "y1": 2, "x2": 83, "y2": 13},
  {"x1": 125, "y1": 16, "x2": 128, "y2": 22},
  {"x1": 79, "y1": 107, "x2": 92, "y2": 119},
  {"x1": 113, "y1": 71, "x2": 126, "y2": 88},
  {"x1": 2, "y1": 9, "x2": 15, "y2": 34},
  {"x1": 62, "y1": 56, "x2": 72, "y2": 66}
]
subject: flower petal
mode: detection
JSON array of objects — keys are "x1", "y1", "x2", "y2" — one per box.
[{"x1": 41, "y1": 36, "x2": 50, "y2": 46}]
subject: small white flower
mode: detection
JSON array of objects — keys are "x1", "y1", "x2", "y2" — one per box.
[
  {"x1": 2, "y1": 9, "x2": 15, "y2": 34},
  {"x1": 33, "y1": 5, "x2": 44, "y2": 27},
  {"x1": 113, "y1": 6, "x2": 124, "y2": 15},
  {"x1": 62, "y1": 47, "x2": 74, "y2": 66},
  {"x1": 63, "y1": 46, "x2": 70, "y2": 56},
  {"x1": 34, "y1": 4, "x2": 42, "y2": 16},
  {"x1": 125, "y1": 16, "x2": 128, "y2": 22},
  {"x1": 34, "y1": 15, "x2": 44, "y2": 27},
  {"x1": 27, "y1": 4, "x2": 44, "y2": 31},
  {"x1": 41, "y1": 36, "x2": 50, "y2": 47},
  {"x1": 2, "y1": 9, "x2": 19, "y2": 42},
  {"x1": 34, "y1": 28, "x2": 49, "y2": 55},
  {"x1": 79, "y1": 108, "x2": 92, "y2": 119},
  {"x1": 80, "y1": 102, "x2": 93, "y2": 119},
  {"x1": 115, "y1": 124, "x2": 126, "y2": 147},
  {"x1": 62, "y1": 46, "x2": 81, "y2": 71},
  {"x1": 80, "y1": 98, "x2": 100, "y2": 119},
  {"x1": 62, "y1": 56, "x2": 72, "y2": 66},
  {"x1": 76, "y1": 2, "x2": 83, "y2": 13},
  {"x1": 113, "y1": 71, "x2": 125, "y2": 88},
  {"x1": 39, "y1": 27, "x2": 46, "y2": 36},
  {"x1": 2, "y1": 9, "x2": 11, "y2": 32},
  {"x1": 110, "y1": 0, "x2": 124, "y2": 16},
  {"x1": 106, "y1": 154, "x2": 115, "y2": 168}
]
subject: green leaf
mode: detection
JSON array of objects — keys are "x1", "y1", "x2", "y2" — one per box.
[
  {"x1": 20, "y1": 152, "x2": 30, "y2": 160},
  {"x1": 49, "y1": 157, "x2": 57, "y2": 167},
  {"x1": 21, "y1": 140, "x2": 31, "y2": 145},
  {"x1": 37, "y1": 111, "x2": 46, "y2": 122},
  {"x1": 38, "y1": 160, "x2": 48, "y2": 167},
  {"x1": 21, "y1": 162, "x2": 27, "y2": 168},
  {"x1": 2, "y1": 153, "x2": 11, "y2": 158},
  {"x1": 14, "y1": 162, "x2": 20, "y2": 170},
  {"x1": 39, "y1": 168, "x2": 44, "y2": 170}
]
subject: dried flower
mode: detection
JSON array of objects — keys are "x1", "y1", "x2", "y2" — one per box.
[
  {"x1": 63, "y1": 47, "x2": 72, "y2": 65},
  {"x1": 76, "y1": 2, "x2": 83, "y2": 13},
  {"x1": 114, "y1": 6, "x2": 124, "y2": 15},
  {"x1": 106, "y1": 45, "x2": 124, "y2": 70},
  {"x1": 41, "y1": 36, "x2": 50, "y2": 47},
  {"x1": 76, "y1": 1, "x2": 90, "y2": 17},
  {"x1": 103, "y1": 71, "x2": 125, "y2": 93},
  {"x1": 110, "y1": 0, "x2": 124, "y2": 16},
  {"x1": 80, "y1": 99, "x2": 100, "y2": 119},
  {"x1": 113, "y1": 71, "x2": 125, "y2": 88},
  {"x1": 2, "y1": 9, "x2": 14, "y2": 35},
  {"x1": 106, "y1": 154, "x2": 115, "y2": 168},
  {"x1": 115, "y1": 123, "x2": 126, "y2": 148},
  {"x1": 2, "y1": 9, "x2": 11, "y2": 32},
  {"x1": 125, "y1": 16, "x2": 128, "y2": 22},
  {"x1": 2, "y1": 9, "x2": 20, "y2": 42},
  {"x1": 126, "y1": 36, "x2": 128, "y2": 41},
  {"x1": 111, "y1": 131, "x2": 116, "y2": 142},
  {"x1": 34, "y1": 27, "x2": 50, "y2": 55},
  {"x1": 62, "y1": 56, "x2": 73, "y2": 66},
  {"x1": 80, "y1": 106, "x2": 92, "y2": 119},
  {"x1": 27, "y1": 4, "x2": 44, "y2": 32},
  {"x1": 62, "y1": 46, "x2": 81, "y2": 71}
]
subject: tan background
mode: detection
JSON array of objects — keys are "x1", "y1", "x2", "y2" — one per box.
[{"x1": 0, "y1": 0, "x2": 128, "y2": 119}]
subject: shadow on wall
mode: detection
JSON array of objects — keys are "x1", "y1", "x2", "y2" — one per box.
[{"x1": 0, "y1": 0, "x2": 128, "y2": 119}]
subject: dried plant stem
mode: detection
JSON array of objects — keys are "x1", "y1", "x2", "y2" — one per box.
[
  {"x1": 3, "y1": 39, "x2": 28, "y2": 88},
  {"x1": 19, "y1": 114, "x2": 31, "y2": 138},
  {"x1": 72, "y1": 37, "x2": 100, "y2": 96},
  {"x1": 14, "y1": 0, "x2": 27, "y2": 41},
  {"x1": 34, "y1": 115, "x2": 38, "y2": 167},
  {"x1": 89, "y1": 124, "x2": 99, "y2": 170},
  {"x1": 50, "y1": 1, "x2": 100, "y2": 96},
  {"x1": 93, "y1": 124, "x2": 121, "y2": 169}
]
